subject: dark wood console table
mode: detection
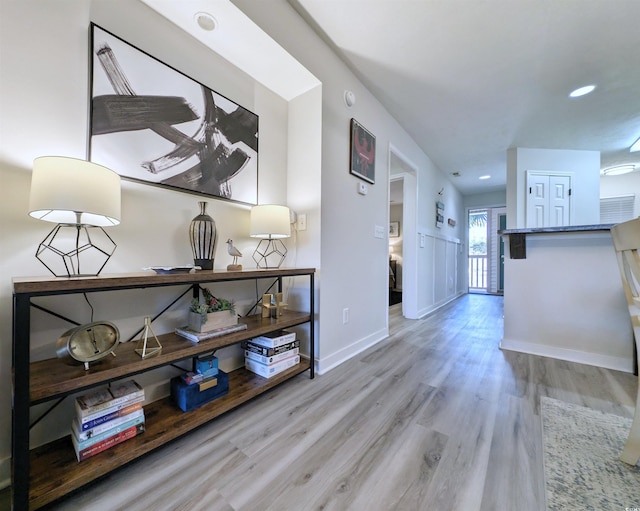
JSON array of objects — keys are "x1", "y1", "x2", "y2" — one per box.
[{"x1": 12, "y1": 268, "x2": 315, "y2": 509}]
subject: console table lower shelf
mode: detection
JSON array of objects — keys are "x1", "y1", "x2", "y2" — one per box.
[{"x1": 28, "y1": 359, "x2": 310, "y2": 509}]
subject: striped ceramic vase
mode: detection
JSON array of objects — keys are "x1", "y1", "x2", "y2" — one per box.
[{"x1": 189, "y1": 201, "x2": 217, "y2": 270}]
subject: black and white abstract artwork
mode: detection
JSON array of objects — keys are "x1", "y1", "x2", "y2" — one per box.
[{"x1": 89, "y1": 24, "x2": 259, "y2": 205}]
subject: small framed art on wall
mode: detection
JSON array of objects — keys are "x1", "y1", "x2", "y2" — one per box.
[{"x1": 349, "y1": 118, "x2": 376, "y2": 184}]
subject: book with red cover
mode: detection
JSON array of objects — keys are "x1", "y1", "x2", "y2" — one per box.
[{"x1": 72, "y1": 423, "x2": 145, "y2": 462}]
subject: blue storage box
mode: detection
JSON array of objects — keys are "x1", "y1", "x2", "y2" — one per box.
[
  {"x1": 194, "y1": 354, "x2": 219, "y2": 378},
  {"x1": 171, "y1": 370, "x2": 229, "y2": 412}
]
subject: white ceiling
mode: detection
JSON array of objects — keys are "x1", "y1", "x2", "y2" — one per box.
[
  {"x1": 289, "y1": 0, "x2": 640, "y2": 195},
  {"x1": 140, "y1": 0, "x2": 320, "y2": 100},
  {"x1": 141, "y1": 0, "x2": 640, "y2": 197}
]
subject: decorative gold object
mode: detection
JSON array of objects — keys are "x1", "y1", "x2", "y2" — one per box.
[
  {"x1": 135, "y1": 316, "x2": 162, "y2": 359},
  {"x1": 259, "y1": 293, "x2": 288, "y2": 319},
  {"x1": 56, "y1": 320, "x2": 120, "y2": 370}
]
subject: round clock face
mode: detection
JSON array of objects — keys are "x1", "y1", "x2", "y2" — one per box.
[{"x1": 56, "y1": 321, "x2": 120, "y2": 365}]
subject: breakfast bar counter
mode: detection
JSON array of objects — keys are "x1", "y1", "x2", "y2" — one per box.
[{"x1": 499, "y1": 225, "x2": 634, "y2": 373}]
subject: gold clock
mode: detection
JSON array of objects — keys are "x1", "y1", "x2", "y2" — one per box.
[{"x1": 56, "y1": 321, "x2": 120, "y2": 370}]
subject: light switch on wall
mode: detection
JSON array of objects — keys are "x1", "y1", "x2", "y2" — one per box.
[{"x1": 375, "y1": 225, "x2": 385, "y2": 239}]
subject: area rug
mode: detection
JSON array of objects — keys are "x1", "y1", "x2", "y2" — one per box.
[{"x1": 541, "y1": 396, "x2": 640, "y2": 511}]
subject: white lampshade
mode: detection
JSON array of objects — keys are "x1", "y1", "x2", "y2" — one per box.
[
  {"x1": 29, "y1": 156, "x2": 121, "y2": 227},
  {"x1": 250, "y1": 205, "x2": 291, "y2": 239}
]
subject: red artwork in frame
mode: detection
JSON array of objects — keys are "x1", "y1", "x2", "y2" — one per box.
[{"x1": 350, "y1": 118, "x2": 375, "y2": 184}]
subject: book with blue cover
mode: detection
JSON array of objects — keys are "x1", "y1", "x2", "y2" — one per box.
[
  {"x1": 72, "y1": 408, "x2": 145, "y2": 442},
  {"x1": 72, "y1": 412, "x2": 145, "y2": 451},
  {"x1": 80, "y1": 400, "x2": 144, "y2": 431}
]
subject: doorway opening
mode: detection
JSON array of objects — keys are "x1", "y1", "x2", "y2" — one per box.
[
  {"x1": 468, "y1": 209, "x2": 488, "y2": 292},
  {"x1": 468, "y1": 206, "x2": 506, "y2": 294},
  {"x1": 388, "y1": 145, "x2": 418, "y2": 319},
  {"x1": 389, "y1": 178, "x2": 403, "y2": 306}
]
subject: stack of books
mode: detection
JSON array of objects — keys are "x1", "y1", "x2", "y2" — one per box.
[
  {"x1": 71, "y1": 380, "x2": 145, "y2": 462},
  {"x1": 243, "y1": 330, "x2": 301, "y2": 378}
]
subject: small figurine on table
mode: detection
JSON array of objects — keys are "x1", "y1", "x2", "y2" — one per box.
[{"x1": 226, "y1": 239, "x2": 243, "y2": 271}]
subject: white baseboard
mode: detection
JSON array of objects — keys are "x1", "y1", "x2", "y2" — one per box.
[
  {"x1": 0, "y1": 455, "x2": 10, "y2": 490},
  {"x1": 500, "y1": 337, "x2": 634, "y2": 373},
  {"x1": 316, "y1": 327, "x2": 388, "y2": 375},
  {"x1": 416, "y1": 292, "x2": 464, "y2": 319}
]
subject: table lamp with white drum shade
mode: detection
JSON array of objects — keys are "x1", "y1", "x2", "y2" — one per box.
[
  {"x1": 28, "y1": 156, "x2": 121, "y2": 277},
  {"x1": 249, "y1": 204, "x2": 291, "y2": 268}
]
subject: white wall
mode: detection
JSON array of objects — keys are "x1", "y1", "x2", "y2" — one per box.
[
  {"x1": 600, "y1": 172, "x2": 640, "y2": 218},
  {"x1": 506, "y1": 147, "x2": 601, "y2": 228},
  {"x1": 234, "y1": 0, "x2": 466, "y2": 370},
  {"x1": 464, "y1": 190, "x2": 507, "y2": 209}
]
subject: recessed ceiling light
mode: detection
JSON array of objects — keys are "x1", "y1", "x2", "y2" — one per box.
[
  {"x1": 195, "y1": 12, "x2": 217, "y2": 31},
  {"x1": 569, "y1": 85, "x2": 596, "y2": 98},
  {"x1": 479, "y1": 175, "x2": 491, "y2": 180},
  {"x1": 630, "y1": 136, "x2": 640, "y2": 152},
  {"x1": 602, "y1": 165, "x2": 636, "y2": 176}
]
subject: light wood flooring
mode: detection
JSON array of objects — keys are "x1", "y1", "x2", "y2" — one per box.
[{"x1": 9, "y1": 294, "x2": 639, "y2": 510}]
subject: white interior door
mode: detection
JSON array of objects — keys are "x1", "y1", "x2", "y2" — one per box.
[
  {"x1": 527, "y1": 174, "x2": 549, "y2": 227},
  {"x1": 549, "y1": 175, "x2": 571, "y2": 226},
  {"x1": 526, "y1": 172, "x2": 571, "y2": 227}
]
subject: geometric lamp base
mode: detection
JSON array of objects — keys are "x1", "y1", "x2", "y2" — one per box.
[
  {"x1": 35, "y1": 223, "x2": 116, "y2": 277},
  {"x1": 252, "y1": 239, "x2": 287, "y2": 269}
]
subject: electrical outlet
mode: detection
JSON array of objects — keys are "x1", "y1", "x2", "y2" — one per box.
[
  {"x1": 358, "y1": 182, "x2": 368, "y2": 195},
  {"x1": 296, "y1": 213, "x2": 307, "y2": 231},
  {"x1": 343, "y1": 308, "x2": 349, "y2": 324}
]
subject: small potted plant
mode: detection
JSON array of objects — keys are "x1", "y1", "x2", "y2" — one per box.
[{"x1": 188, "y1": 287, "x2": 237, "y2": 333}]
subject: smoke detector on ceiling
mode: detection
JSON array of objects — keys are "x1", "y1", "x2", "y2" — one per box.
[{"x1": 195, "y1": 12, "x2": 217, "y2": 31}]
